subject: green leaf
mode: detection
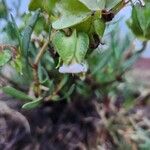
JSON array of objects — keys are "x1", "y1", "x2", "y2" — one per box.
[
  {"x1": 10, "y1": 15, "x2": 22, "y2": 46},
  {"x1": 91, "y1": 49, "x2": 112, "y2": 75},
  {"x1": 105, "y1": 0, "x2": 122, "y2": 9},
  {"x1": 52, "y1": 30, "x2": 89, "y2": 64},
  {"x1": 34, "y1": 16, "x2": 49, "y2": 34},
  {"x1": 78, "y1": 0, "x2": 105, "y2": 10},
  {"x1": 127, "y1": 7, "x2": 143, "y2": 38},
  {"x1": 2, "y1": 86, "x2": 33, "y2": 101},
  {"x1": 4, "y1": 21, "x2": 18, "y2": 40},
  {"x1": 22, "y1": 9, "x2": 40, "y2": 59},
  {"x1": 77, "y1": 0, "x2": 122, "y2": 10},
  {"x1": 0, "y1": 0, "x2": 7, "y2": 18},
  {"x1": 22, "y1": 98, "x2": 42, "y2": 109},
  {"x1": 29, "y1": 0, "x2": 57, "y2": 14},
  {"x1": 94, "y1": 19, "x2": 106, "y2": 37},
  {"x1": 29, "y1": 0, "x2": 41, "y2": 11},
  {"x1": 75, "y1": 32, "x2": 89, "y2": 63},
  {"x1": 0, "y1": 50, "x2": 11, "y2": 67},
  {"x1": 11, "y1": 56, "x2": 23, "y2": 74},
  {"x1": 38, "y1": 64, "x2": 49, "y2": 84},
  {"x1": 52, "y1": 30, "x2": 76, "y2": 64},
  {"x1": 127, "y1": 2, "x2": 150, "y2": 40},
  {"x1": 73, "y1": 16, "x2": 93, "y2": 33},
  {"x1": 52, "y1": 0, "x2": 91, "y2": 29},
  {"x1": 136, "y1": 3, "x2": 150, "y2": 39}
]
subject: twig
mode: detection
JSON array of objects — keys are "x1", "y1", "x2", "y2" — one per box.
[
  {"x1": 136, "y1": 41, "x2": 147, "y2": 54},
  {"x1": 45, "y1": 80, "x2": 65, "y2": 101},
  {"x1": 32, "y1": 40, "x2": 49, "y2": 97}
]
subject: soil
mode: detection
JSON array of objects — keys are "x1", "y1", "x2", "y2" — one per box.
[{"x1": 0, "y1": 94, "x2": 110, "y2": 150}]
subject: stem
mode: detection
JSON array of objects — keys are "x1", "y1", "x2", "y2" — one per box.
[
  {"x1": 33, "y1": 40, "x2": 49, "y2": 97},
  {"x1": 34, "y1": 41, "x2": 49, "y2": 65}
]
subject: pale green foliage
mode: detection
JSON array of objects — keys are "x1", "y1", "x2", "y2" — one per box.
[
  {"x1": 29, "y1": 0, "x2": 57, "y2": 13},
  {"x1": 127, "y1": 1, "x2": 150, "y2": 40},
  {"x1": 52, "y1": 0, "x2": 91, "y2": 29},
  {"x1": 52, "y1": 30, "x2": 89, "y2": 65}
]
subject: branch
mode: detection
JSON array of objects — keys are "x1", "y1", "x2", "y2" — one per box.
[{"x1": 32, "y1": 40, "x2": 49, "y2": 97}]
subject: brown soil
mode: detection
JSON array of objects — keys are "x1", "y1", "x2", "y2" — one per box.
[{"x1": 0, "y1": 94, "x2": 112, "y2": 150}]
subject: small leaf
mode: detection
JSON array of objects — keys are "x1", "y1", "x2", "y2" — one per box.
[
  {"x1": 11, "y1": 56, "x2": 23, "y2": 74},
  {"x1": 22, "y1": 98, "x2": 42, "y2": 109},
  {"x1": 0, "y1": 50, "x2": 11, "y2": 67},
  {"x1": 75, "y1": 32, "x2": 89, "y2": 63},
  {"x1": 10, "y1": 15, "x2": 22, "y2": 46},
  {"x1": 22, "y1": 9, "x2": 40, "y2": 59},
  {"x1": 38, "y1": 64, "x2": 49, "y2": 84},
  {"x1": 127, "y1": 7, "x2": 143, "y2": 38},
  {"x1": 2, "y1": 86, "x2": 33, "y2": 101},
  {"x1": 94, "y1": 19, "x2": 106, "y2": 37},
  {"x1": 52, "y1": 0, "x2": 91, "y2": 29},
  {"x1": 0, "y1": 0, "x2": 8, "y2": 18}
]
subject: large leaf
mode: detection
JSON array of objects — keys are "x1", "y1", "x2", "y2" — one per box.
[
  {"x1": 0, "y1": 50, "x2": 11, "y2": 67},
  {"x1": 52, "y1": 30, "x2": 76, "y2": 64},
  {"x1": 78, "y1": 0, "x2": 105, "y2": 10},
  {"x1": 52, "y1": 30, "x2": 89, "y2": 64},
  {"x1": 52, "y1": 0, "x2": 91, "y2": 29},
  {"x1": 78, "y1": 0, "x2": 122, "y2": 10},
  {"x1": 29, "y1": 0, "x2": 57, "y2": 14}
]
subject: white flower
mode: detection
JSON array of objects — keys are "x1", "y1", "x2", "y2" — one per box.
[{"x1": 59, "y1": 63, "x2": 88, "y2": 74}]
